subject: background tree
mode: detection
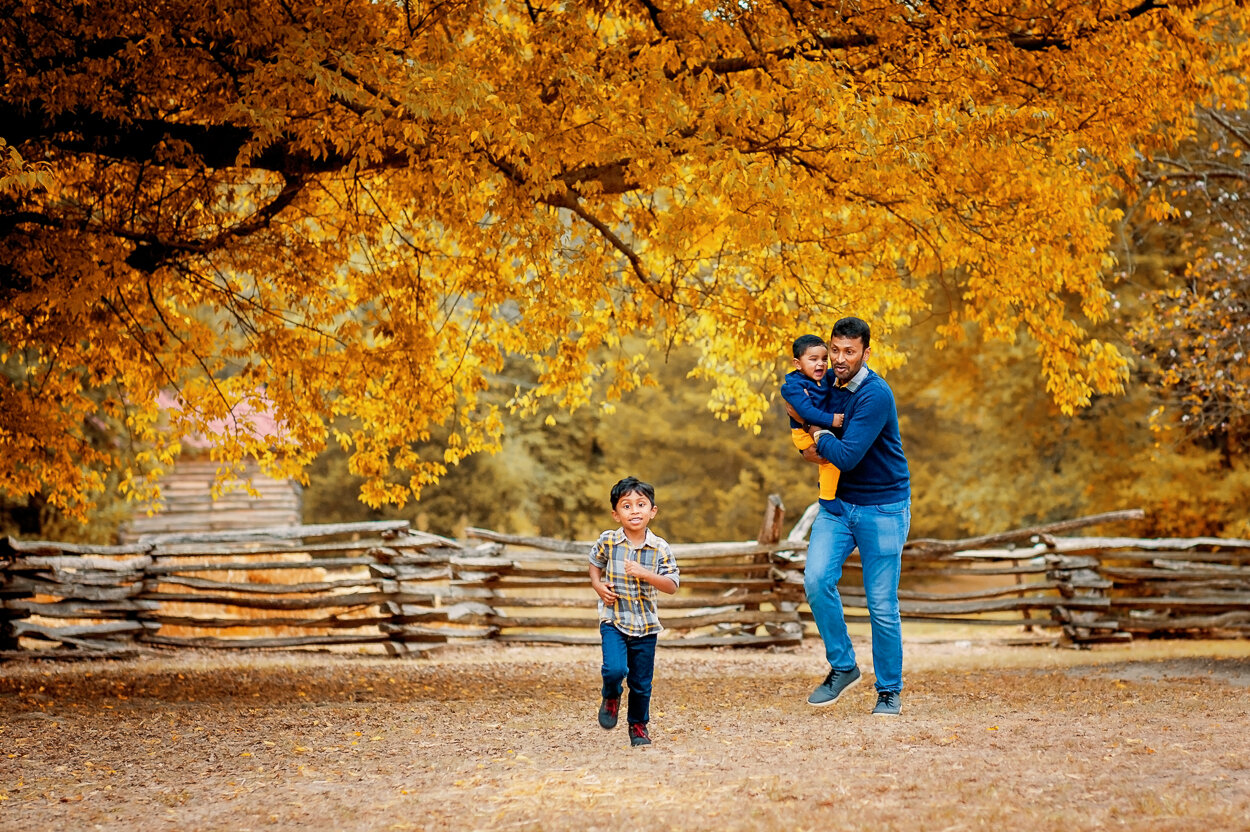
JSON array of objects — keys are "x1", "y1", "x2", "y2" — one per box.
[
  {"x1": 1130, "y1": 107, "x2": 1250, "y2": 456},
  {"x1": 303, "y1": 344, "x2": 815, "y2": 542},
  {"x1": 3, "y1": 0, "x2": 1248, "y2": 527},
  {"x1": 1115, "y1": 105, "x2": 1250, "y2": 535}
]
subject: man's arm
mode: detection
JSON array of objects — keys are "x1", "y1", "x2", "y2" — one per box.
[{"x1": 812, "y1": 383, "x2": 893, "y2": 470}]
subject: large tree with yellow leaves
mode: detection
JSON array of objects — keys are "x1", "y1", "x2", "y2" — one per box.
[{"x1": 2, "y1": 0, "x2": 1247, "y2": 519}]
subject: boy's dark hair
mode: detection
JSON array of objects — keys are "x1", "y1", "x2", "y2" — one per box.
[
  {"x1": 792, "y1": 333, "x2": 826, "y2": 359},
  {"x1": 610, "y1": 476, "x2": 655, "y2": 509},
  {"x1": 830, "y1": 316, "x2": 871, "y2": 350}
]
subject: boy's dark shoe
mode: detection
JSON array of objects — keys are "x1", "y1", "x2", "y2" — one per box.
[
  {"x1": 807, "y1": 666, "x2": 862, "y2": 706},
  {"x1": 629, "y1": 723, "x2": 651, "y2": 747},
  {"x1": 872, "y1": 691, "x2": 902, "y2": 716},
  {"x1": 598, "y1": 697, "x2": 620, "y2": 730}
]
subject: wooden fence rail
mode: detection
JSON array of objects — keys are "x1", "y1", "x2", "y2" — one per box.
[{"x1": 2, "y1": 504, "x2": 1248, "y2": 658}]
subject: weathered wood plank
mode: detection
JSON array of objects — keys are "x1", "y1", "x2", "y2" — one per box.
[
  {"x1": 890, "y1": 597, "x2": 1110, "y2": 615},
  {"x1": 148, "y1": 556, "x2": 377, "y2": 574},
  {"x1": 1102, "y1": 566, "x2": 1250, "y2": 581},
  {"x1": 659, "y1": 631, "x2": 803, "y2": 648},
  {"x1": 492, "y1": 632, "x2": 600, "y2": 645},
  {"x1": 1107, "y1": 595, "x2": 1250, "y2": 610},
  {"x1": 382, "y1": 601, "x2": 496, "y2": 622},
  {"x1": 136, "y1": 520, "x2": 418, "y2": 546},
  {"x1": 1111, "y1": 611, "x2": 1250, "y2": 630},
  {"x1": 12, "y1": 620, "x2": 153, "y2": 639},
  {"x1": 379, "y1": 624, "x2": 494, "y2": 640},
  {"x1": 2, "y1": 577, "x2": 146, "y2": 600},
  {"x1": 903, "y1": 564, "x2": 1050, "y2": 577},
  {"x1": 154, "y1": 575, "x2": 382, "y2": 594},
  {"x1": 450, "y1": 577, "x2": 778, "y2": 591},
  {"x1": 481, "y1": 593, "x2": 783, "y2": 610},
  {"x1": 757, "y1": 494, "x2": 786, "y2": 546},
  {"x1": 5, "y1": 599, "x2": 160, "y2": 615},
  {"x1": 661, "y1": 609, "x2": 801, "y2": 630},
  {"x1": 135, "y1": 592, "x2": 396, "y2": 610},
  {"x1": 6, "y1": 554, "x2": 154, "y2": 572},
  {"x1": 139, "y1": 613, "x2": 389, "y2": 629},
  {"x1": 463, "y1": 528, "x2": 808, "y2": 560},
  {"x1": 4, "y1": 537, "x2": 151, "y2": 556},
  {"x1": 148, "y1": 541, "x2": 391, "y2": 559},
  {"x1": 141, "y1": 634, "x2": 391, "y2": 648},
  {"x1": 895, "y1": 581, "x2": 1062, "y2": 602},
  {"x1": 904, "y1": 510, "x2": 1147, "y2": 556}
]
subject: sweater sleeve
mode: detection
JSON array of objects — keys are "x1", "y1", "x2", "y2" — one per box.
[
  {"x1": 814, "y1": 381, "x2": 891, "y2": 470},
  {"x1": 780, "y1": 375, "x2": 838, "y2": 429}
]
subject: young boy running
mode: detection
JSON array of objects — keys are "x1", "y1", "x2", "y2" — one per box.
[
  {"x1": 588, "y1": 476, "x2": 680, "y2": 747},
  {"x1": 781, "y1": 334, "x2": 845, "y2": 502}
]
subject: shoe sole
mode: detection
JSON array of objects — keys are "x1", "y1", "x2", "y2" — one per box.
[{"x1": 806, "y1": 673, "x2": 861, "y2": 707}]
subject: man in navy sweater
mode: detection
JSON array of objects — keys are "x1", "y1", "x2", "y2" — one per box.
[{"x1": 786, "y1": 316, "x2": 911, "y2": 716}]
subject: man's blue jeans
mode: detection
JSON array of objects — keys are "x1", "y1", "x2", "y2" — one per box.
[
  {"x1": 805, "y1": 499, "x2": 911, "y2": 693},
  {"x1": 600, "y1": 622, "x2": 658, "y2": 726}
]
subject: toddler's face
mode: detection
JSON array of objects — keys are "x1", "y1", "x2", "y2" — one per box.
[{"x1": 794, "y1": 344, "x2": 829, "y2": 382}]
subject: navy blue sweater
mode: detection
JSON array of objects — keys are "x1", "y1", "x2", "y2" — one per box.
[
  {"x1": 780, "y1": 370, "x2": 842, "y2": 429},
  {"x1": 814, "y1": 369, "x2": 910, "y2": 506}
]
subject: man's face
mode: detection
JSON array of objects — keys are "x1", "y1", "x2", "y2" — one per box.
[{"x1": 828, "y1": 336, "x2": 868, "y2": 384}]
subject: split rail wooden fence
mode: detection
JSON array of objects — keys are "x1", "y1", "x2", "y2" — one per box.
[{"x1": 2, "y1": 502, "x2": 1248, "y2": 658}]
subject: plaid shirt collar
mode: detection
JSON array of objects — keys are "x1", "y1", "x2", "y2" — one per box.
[
  {"x1": 608, "y1": 527, "x2": 664, "y2": 549},
  {"x1": 838, "y1": 364, "x2": 870, "y2": 393}
]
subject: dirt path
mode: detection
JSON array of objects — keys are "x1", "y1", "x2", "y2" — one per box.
[{"x1": 3, "y1": 634, "x2": 1249, "y2": 831}]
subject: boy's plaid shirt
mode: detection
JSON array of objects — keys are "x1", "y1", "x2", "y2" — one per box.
[{"x1": 588, "y1": 528, "x2": 681, "y2": 637}]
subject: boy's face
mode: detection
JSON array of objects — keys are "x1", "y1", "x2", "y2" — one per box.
[
  {"x1": 612, "y1": 490, "x2": 658, "y2": 536},
  {"x1": 793, "y1": 344, "x2": 829, "y2": 382}
]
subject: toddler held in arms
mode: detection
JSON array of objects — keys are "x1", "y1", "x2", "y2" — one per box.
[{"x1": 780, "y1": 334, "x2": 845, "y2": 502}]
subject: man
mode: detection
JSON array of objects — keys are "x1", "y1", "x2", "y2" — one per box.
[{"x1": 786, "y1": 316, "x2": 911, "y2": 716}]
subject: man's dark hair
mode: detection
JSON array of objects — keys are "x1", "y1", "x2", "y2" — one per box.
[
  {"x1": 610, "y1": 476, "x2": 655, "y2": 509},
  {"x1": 830, "y1": 316, "x2": 871, "y2": 350},
  {"x1": 792, "y1": 333, "x2": 826, "y2": 359}
]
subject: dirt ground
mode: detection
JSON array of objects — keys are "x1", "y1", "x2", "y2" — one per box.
[{"x1": 2, "y1": 630, "x2": 1249, "y2": 832}]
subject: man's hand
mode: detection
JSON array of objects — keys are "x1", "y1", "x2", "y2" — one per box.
[
  {"x1": 784, "y1": 400, "x2": 802, "y2": 424},
  {"x1": 799, "y1": 445, "x2": 826, "y2": 464}
]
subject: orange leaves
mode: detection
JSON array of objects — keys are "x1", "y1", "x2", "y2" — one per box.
[{"x1": 3, "y1": 0, "x2": 1250, "y2": 518}]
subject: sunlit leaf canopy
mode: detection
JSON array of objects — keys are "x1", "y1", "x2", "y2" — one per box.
[{"x1": 2, "y1": 0, "x2": 1247, "y2": 518}]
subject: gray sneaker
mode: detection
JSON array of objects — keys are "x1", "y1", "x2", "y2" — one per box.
[
  {"x1": 872, "y1": 691, "x2": 902, "y2": 716},
  {"x1": 807, "y1": 666, "x2": 862, "y2": 706}
]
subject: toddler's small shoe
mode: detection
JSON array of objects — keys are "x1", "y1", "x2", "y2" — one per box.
[{"x1": 629, "y1": 723, "x2": 651, "y2": 747}]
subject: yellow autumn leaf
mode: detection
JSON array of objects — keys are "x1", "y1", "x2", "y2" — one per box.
[{"x1": 2, "y1": 0, "x2": 1246, "y2": 516}]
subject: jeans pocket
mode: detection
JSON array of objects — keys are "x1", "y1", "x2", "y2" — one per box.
[{"x1": 875, "y1": 499, "x2": 910, "y2": 515}]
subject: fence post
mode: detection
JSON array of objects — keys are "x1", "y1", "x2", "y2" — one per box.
[
  {"x1": 752, "y1": 495, "x2": 785, "y2": 638},
  {"x1": 0, "y1": 539, "x2": 29, "y2": 652}
]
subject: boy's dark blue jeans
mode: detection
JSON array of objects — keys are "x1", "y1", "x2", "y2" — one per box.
[{"x1": 599, "y1": 621, "x2": 658, "y2": 726}]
